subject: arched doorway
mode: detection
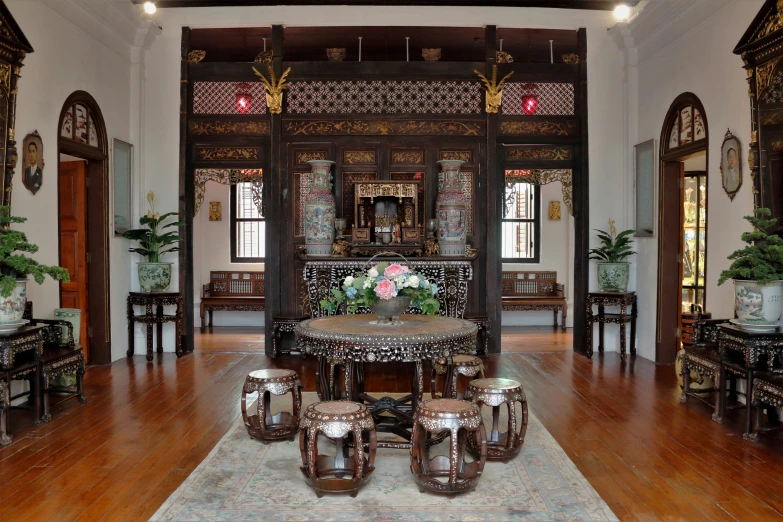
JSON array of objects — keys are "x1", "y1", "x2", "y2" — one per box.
[
  {"x1": 57, "y1": 91, "x2": 111, "y2": 365},
  {"x1": 657, "y1": 93, "x2": 708, "y2": 363}
]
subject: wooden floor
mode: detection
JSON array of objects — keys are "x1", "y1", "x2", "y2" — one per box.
[{"x1": 2, "y1": 328, "x2": 783, "y2": 521}]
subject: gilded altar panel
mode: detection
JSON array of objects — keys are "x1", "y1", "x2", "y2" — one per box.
[
  {"x1": 389, "y1": 172, "x2": 426, "y2": 234},
  {"x1": 341, "y1": 172, "x2": 377, "y2": 233},
  {"x1": 294, "y1": 150, "x2": 328, "y2": 165},
  {"x1": 283, "y1": 119, "x2": 484, "y2": 136},
  {"x1": 439, "y1": 150, "x2": 473, "y2": 165},
  {"x1": 293, "y1": 172, "x2": 312, "y2": 237},
  {"x1": 390, "y1": 149, "x2": 425, "y2": 166},
  {"x1": 343, "y1": 149, "x2": 377, "y2": 166},
  {"x1": 196, "y1": 146, "x2": 260, "y2": 161},
  {"x1": 188, "y1": 120, "x2": 270, "y2": 136},
  {"x1": 506, "y1": 146, "x2": 572, "y2": 161},
  {"x1": 498, "y1": 120, "x2": 578, "y2": 137}
]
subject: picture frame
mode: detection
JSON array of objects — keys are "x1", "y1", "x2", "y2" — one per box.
[
  {"x1": 112, "y1": 139, "x2": 133, "y2": 235},
  {"x1": 634, "y1": 139, "x2": 656, "y2": 237},
  {"x1": 720, "y1": 129, "x2": 742, "y2": 200},
  {"x1": 22, "y1": 131, "x2": 44, "y2": 195}
]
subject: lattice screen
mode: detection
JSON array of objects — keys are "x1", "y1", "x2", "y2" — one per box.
[
  {"x1": 501, "y1": 82, "x2": 575, "y2": 116},
  {"x1": 286, "y1": 81, "x2": 481, "y2": 115},
  {"x1": 761, "y1": 69, "x2": 783, "y2": 103},
  {"x1": 193, "y1": 82, "x2": 268, "y2": 115}
]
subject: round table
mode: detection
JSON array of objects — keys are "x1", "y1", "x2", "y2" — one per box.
[{"x1": 295, "y1": 314, "x2": 478, "y2": 448}]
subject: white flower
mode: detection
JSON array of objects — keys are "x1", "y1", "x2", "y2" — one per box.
[
  {"x1": 421, "y1": 279, "x2": 430, "y2": 288},
  {"x1": 395, "y1": 276, "x2": 406, "y2": 288},
  {"x1": 362, "y1": 279, "x2": 371, "y2": 289},
  {"x1": 344, "y1": 276, "x2": 355, "y2": 286},
  {"x1": 368, "y1": 268, "x2": 379, "y2": 278},
  {"x1": 408, "y1": 275, "x2": 420, "y2": 288}
]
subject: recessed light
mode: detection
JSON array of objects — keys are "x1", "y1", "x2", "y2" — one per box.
[
  {"x1": 143, "y1": 1, "x2": 157, "y2": 14},
  {"x1": 613, "y1": 4, "x2": 631, "y2": 21}
]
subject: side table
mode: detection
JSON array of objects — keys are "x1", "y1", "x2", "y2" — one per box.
[
  {"x1": 127, "y1": 292, "x2": 183, "y2": 362},
  {"x1": 586, "y1": 292, "x2": 637, "y2": 359}
]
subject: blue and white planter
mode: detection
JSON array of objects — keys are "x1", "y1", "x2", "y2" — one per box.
[
  {"x1": 596, "y1": 262, "x2": 630, "y2": 292},
  {"x1": 733, "y1": 279, "x2": 783, "y2": 325},
  {"x1": 0, "y1": 279, "x2": 27, "y2": 324}
]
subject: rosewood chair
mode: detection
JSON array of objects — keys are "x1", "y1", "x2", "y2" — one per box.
[
  {"x1": 748, "y1": 371, "x2": 783, "y2": 443},
  {"x1": 0, "y1": 355, "x2": 41, "y2": 445}
]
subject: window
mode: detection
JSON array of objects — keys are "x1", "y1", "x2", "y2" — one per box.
[
  {"x1": 502, "y1": 180, "x2": 540, "y2": 262},
  {"x1": 231, "y1": 182, "x2": 265, "y2": 262}
]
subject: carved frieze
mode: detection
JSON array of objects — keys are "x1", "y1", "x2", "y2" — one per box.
[
  {"x1": 343, "y1": 150, "x2": 376, "y2": 165},
  {"x1": 506, "y1": 146, "x2": 572, "y2": 161},
  {"x1": 499, "y1": 120, "x2": 578, "y2": 136},
  {"x1": 390, "y1": 149, "x2": 425, "y2": 165},
  {"x1": 761, "y1": 107, "x2": 783, "y2": 125},
  {"x1": 196, "y1": 147, "x2": 260, "y2": 161},
  {"x1": 439, "y1": 150, "x2": 473, "y2": 164},
  {"x1": 355, "y1": 182, "x2": 418, "y2": 200},
  {"x1": 284, "y1": 120, "x2": 484, "y2": 136},
  {"x1": 562, "y1": 53, "x2": 580, "y2": 64},
  {"x1": 757, "y1": 58, "x2": 782, "y2": 99},
  {"x1": 188, "y1": 120, "x2": 270, "y2": 136},
  {"x1": 295, "y1": 151, "x2": 328, "y2": 165}
]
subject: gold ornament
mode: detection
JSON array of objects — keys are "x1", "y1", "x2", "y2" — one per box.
[
  {"x1": 562, "y1": 53, "x2": 580, "y2": 64},
  {"x1": 475, "y1": 65, "x2": 514, "y2": 114},
  {"x1": 548, "y1": 201, "x2": 561, "y2": 221},
  {"x1": 252, "y1": 65, "x2": 291, "y2": 115},
  {"x1": 187, "y1": 50, "x2": 206, "y2": 63}
]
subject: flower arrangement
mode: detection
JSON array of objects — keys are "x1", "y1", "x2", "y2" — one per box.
[
  {"x1": 122, "y1": 191, "x2": 183, "y2": 262},
  {"x1": 320, "y1": 262, "x2": 440, "y2": 315}
]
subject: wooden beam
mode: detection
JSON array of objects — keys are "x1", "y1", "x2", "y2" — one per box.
[
  {"x1": 180, "y1": 27, "x2": 195, "y2": 354},
  {"x1": 572, "y1": 27, "x2": 588, "y2": 356},
  {"x1": 139, "y1": 0, "x2": 638, "y2": 10},
  {"x1": 484, "y1": 25, "x2": 501, "y2": 355}
]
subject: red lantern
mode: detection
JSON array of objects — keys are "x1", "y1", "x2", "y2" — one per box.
[
  {"x1": 521, "y1": 83, "x2": 539, "y2": 115},
  {"x1": 235, "y1": 83, "x2": 253, "y2": 114}
]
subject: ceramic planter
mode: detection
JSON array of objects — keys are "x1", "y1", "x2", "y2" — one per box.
[
  {"x1": 0, "y1": 279, "x2": 27, "y2": 324},
  {"x1": 138, "y1": 262, "x2": 173, "y2": 292},
  {"x1": 304, "y1": 160, "x2": 336, "y2": 256},
  {"x1": 733, "y1": 279, "x2": 783, "y2": 325},
  {"x1": 436, "y1": 160, "x2": 467, "y2": 256},
  {"x1": 54, "y1": 308, "x2": 81, "y2": 347},
  {"x1": 372, "y1": 295, "x2": 410, "y2": 324},
  {"x1": 675, "y1": 348, "x2": 714, "y2": 392},
  {"x1": 597, "y1": 262, "x2": 630, "y2": 292}
]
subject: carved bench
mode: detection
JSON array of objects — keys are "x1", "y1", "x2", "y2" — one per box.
[
  {"x1": 501, "y1": 271, "x2": 567, "y2": 331},
  {"x1": 200, "y1": 271, "x2": 265, "y2": 331}
]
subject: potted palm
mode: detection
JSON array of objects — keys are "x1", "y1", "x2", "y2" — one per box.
[
  {"x1": 0, "y1": 206, "x2": 70, "y2": 329},
  {"x1": 718, "y1": 208, "x2": 783, "y2": 330},
  {"x1": 589, "y1": 219, "x2": 636, "y2": 292},
  {"x1": 123, "y1": 191, "x2": 183, "y2": 292}
]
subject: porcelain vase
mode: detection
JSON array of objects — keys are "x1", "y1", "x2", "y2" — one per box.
[
  {"x1": 675, "y1": 348, "x2": 714, "y2": 392},
  {"x1": 436, "y1": 160, "x2": 467, "y2": 256},
  {"x1": 138, "y1": 262, "x2": 173, "y2": 293},
  {"x1": 54, "y1": 308, "x2": 81, "y2": 347},
  {"x1": 0, "y1": 279, "x2": 27, "y2": 325},
  {"x1": 597, "y1": 262, "x2": 630, "y2": 292},
  {"x1": 304, "y1": 160, "x2": 336, "y2": 256},
  {"x1": 733, "y1": 279, "x2": 783, "y2": 325},
  {"x1": 371, "y1": 296, "x2": 410, "y2": 325}
]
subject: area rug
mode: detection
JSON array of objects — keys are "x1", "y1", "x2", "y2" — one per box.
[{"x1": 152, "y1": 393, "x2": 617, "y2": 521}]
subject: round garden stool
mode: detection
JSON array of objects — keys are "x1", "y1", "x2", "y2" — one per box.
[
  {"x1": 465, "y1": 378, "x2": 528, "y2": 462},
  {"x1": 299, "y1": 401, "x2": 377, "y2": 498},
  {"x1": 410, "y1": 398, "x2": 487, "y2": 495},
  {"x1": 316, "y1": 357, "x2": 349, "y2": 401},
  {"x1": 240, "y1": 369, "x2": 302, "y2": 443},
  {"x1": 430, "y1": 354, "x2": 485, "y2": 400}
]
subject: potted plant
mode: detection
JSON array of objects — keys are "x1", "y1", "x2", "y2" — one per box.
[
  {"x1": 589, "y1": 218, "x2": 636, "y2": 292},
  {"x1": 718, "y1": 208, "x2": 783, "y2": 328},
  {"x1": 123, "y1": 191, "x2": 183, "y2": 292},
  {"x1": 320, "y1": 260, "x2": 440, "y2": 324},
  {"x1": 0, "y1": 206, "x2": 70, "y2": 327}
]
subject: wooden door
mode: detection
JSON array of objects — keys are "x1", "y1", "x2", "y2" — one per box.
[
  {"x1": 58, "y1": 160, "x2": 89, "y2": 362},
  {"x1": 656, "y1": 161, "x2": 684, "y2": 363}
]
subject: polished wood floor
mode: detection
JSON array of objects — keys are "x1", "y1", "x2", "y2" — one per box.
[{"x1": 2, "y1": 328, "x2": 783, "y2": 521}]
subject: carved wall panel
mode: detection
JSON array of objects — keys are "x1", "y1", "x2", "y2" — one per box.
[
  {"x1": 341, "y1": 171, "x2": 378, "y2": 233},
  {"x1": 196, "y1": 146, "x2": 261, "y2": 161},
  {"x1": 294, "y1": 150, "x2": 328, "y2": 165},
  {"x1": 506, "y1": 146, "x2": 572, "y2": 161},
  {"x1": 293, "y1": 171, "x2": 312, "y2": 237},
  {"x1": 390, "y1": 149, "x2": 425, "y2": 166},
  {"x1": 192, "y1": 81, "x2": 268, "y2": 115},
  {"x1": 501, "y1": 82, "x2": 575, "y2": 116},
  {"x1": 188, "y1": 120, "x2": 270, "y2": 136},
  {"x1": 461, "y1": 171, "x2": 474, "y2": 237},
  {"x1": 283, "y1": 120, "x2": 484, "y2": 136},
  {"x1": 439, "y1": 150, "x2": 473, "y2": 164},
  {"x1": 342, "y1": 149, "x2": 377, "y2": 166},
  {"x1": 389, "y1": 172, "x2": 426, "y2": 233},
  {"x1": 498, "y1": 120, "x2": 578, "y2": 136}
]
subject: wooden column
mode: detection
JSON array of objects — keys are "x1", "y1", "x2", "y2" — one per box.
[
  {"x1": 484, "y1": 25, "x2": 501, "y2": 355},
  {"x1": 573, "y1": 28, "x2": 589, "y2": 355},
  {"x1": 179, "y1": 27, "x2": 194, "y2": 354}
]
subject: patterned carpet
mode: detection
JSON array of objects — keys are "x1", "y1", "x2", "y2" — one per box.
[{"x1": 152, "y1": 393, "x2": 617, "y2": 521}]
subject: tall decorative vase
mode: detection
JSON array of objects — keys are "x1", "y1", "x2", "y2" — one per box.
[
  {"x1": 305, "y1": 160, "x2": 337, "y2": 256},
  {"x1": 436, "y1": 160, "x2": 467, "y2": 256}
]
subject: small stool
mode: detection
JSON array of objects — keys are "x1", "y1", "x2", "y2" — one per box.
[
  {"x1": 316, "y1": 357, "x2": 348, "y2": 401},
  {"x1": 299, "y1": 401, "x2": 377, "y2": 498},
  {"x1": 430, "y1": 355, "x2": 485, "y2": 400},
  {"x1": 465, "y1": 378, "x2": 528, "y2": 462},
  {"x1": 241, "y1": 369, "x2": 302, "y2": 443},
  {"x1": 410, "y1": 398, "x2": 487, "y2": 495}
]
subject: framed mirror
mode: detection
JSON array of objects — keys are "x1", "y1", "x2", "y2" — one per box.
[
  {"x1": 634, "y1": 139, "x2": 656, "y2": 237},
  {"x1": 113, "y1": 139, "x2": 132, "y2": 235}
]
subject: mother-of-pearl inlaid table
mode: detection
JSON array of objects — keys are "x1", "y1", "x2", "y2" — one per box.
[{"x1": 295, "y1": 314, "x2": 477, "y2": 448}]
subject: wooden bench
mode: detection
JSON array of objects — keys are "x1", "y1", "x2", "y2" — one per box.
[
  {"x1": 200, "y1": 271, "x2": 265, "y2": 331},
  {"x1": 501, "y1": 271, "x2": 567, "y2": 331}
]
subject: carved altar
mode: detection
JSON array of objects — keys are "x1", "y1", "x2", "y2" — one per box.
[{"x1": 353, "y1": 180, "x2": 421, "y2": 244}]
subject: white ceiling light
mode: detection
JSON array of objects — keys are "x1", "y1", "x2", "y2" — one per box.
[
  {"x1": 143, "y1": 1, "x2": 157, "y2": 14},
  {"x1": 613, "y1": 4, "x2": 631, "y2": 21}
]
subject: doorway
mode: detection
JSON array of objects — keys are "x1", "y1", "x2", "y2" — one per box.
[{"x1": 57, "y1": 92, "x2": 111, "y2": 365}]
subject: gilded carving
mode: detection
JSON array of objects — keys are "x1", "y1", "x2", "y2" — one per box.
[
  {"x1": 499, "y1": 120, "x2": 578, "y2": 136},
  {"x1": 193, "y1": 168, "x2": 263, "y2": 216},
  {"x1": 771, "y1": 138, "x2": 783, "y2": 151},
  {"x1": 343, "y1": 150, "x2": 376, "y2": 165},
  {"x1": 0, "y1": 64, "x2": 9, "y2": 93},
  {"x1": 341, "y1": 172, "x2": 377, "y2": 231},
  {"x1": 255, "y1": 50, "x2": 273, "y2": 64},
  {"x1": 506, "y1": 169, "x2": 573, "y2": 215},
  {"x1": 507, "y1": 147, "x2": 572, "y2": 161},
  {"x1": 761, "y1": 108, "x2": 783, "y2": 125},
  {"x1": 475, "y1": 65, "x2": 514, "y2": 114},
  {"x1": 562, "y1": 53, "x2": 580, "y2": 64},
  {"x1": 187, "y1": 50, "x2": 206, "y2": 63},
  {"x1": 355, "y1": 182, "x2": 418, "y2": 200},
  {"x1": 295, "y1": 151, "x2": 327, "y2": 165},
  {"x1": 196, "y1": 147, "x2": 260, "y2": 161},
  {"x1": 252, "y1": 65, "x2": 291, "y2": 115},
  {"x1": 440, "y1": 150, "x2": 472, "y2": 164},
  {"x1": 390, "y1": 150, "x2": 425, "y2": 165},
  {"x1": 284, "y1": 120, "x2": 483, "y2": 136},
  {"x1": 188, "y1": 120, "x2": 270, "y2": 136},
  {"x1": 753, "y1": 1, "x2": 783, "y2": 42},
  {"x1": 756, "y1": 58, "x2": 781, "y2": 99}
]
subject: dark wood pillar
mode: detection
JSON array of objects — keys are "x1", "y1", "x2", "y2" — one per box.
[
  {"x1": 484, "y1": 25, "x2": 501, "y2": 355},
  {"x1": 573, "y1": 28, "x2": 589, "y2": 355},
  {"x1": 179, "y1": 27, "x2": 194, "y2": 354}
]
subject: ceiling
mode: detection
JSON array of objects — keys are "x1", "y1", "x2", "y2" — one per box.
[{"x1": 134, "y1": 0, "x2": 638, "y2": 10}]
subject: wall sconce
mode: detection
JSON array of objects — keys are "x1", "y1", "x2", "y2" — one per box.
[
  {"x1": 235, "y1": 83, "x2": 253, "y2": 114},
  {"x1": 521, "y1": 83, "x2": 539, "y2": 115}
]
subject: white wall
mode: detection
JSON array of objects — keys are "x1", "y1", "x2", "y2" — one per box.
[
  {"x1": 629, "y1": 0, "x2": 762, "y2": 360},
  {"x1": 8, "y1": 0, "x2": 135, "y2": 362},
  {"x1": 142, "y1": 5, "x2": 627, "y2": 351},
  {"x1": 502, "y1": 181, "x2": 574, "y2": 327}
]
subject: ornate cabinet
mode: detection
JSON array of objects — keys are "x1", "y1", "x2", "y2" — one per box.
[
  {"x1": 0, "y1": 4, "x2": 32, "y2": 208},
  {"x1": 681, "y1": 171, "x2": 707, "y2": 311}
]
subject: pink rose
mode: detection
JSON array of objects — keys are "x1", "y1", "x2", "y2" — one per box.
[
  {"x1": 374, "y1": 278, "x2": 397, "y2": 300},
  {"x1": 384, "y1": 263, "x2": 407, "y2": 278}
]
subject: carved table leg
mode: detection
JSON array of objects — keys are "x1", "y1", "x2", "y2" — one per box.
[
  {"x1": 620, "y1": 305, "x2": 627, "y2": 361},
  {"x1": 126, "y1": 300, "x2": 135, "y2": 357},
  {"x1": 680, "y1": 357, "x2": 690, "y2": 404},
  {"x1": 630, "y1": 297, "x2": 637, "y2": 356},
  {"x1": 77, "y1": 363, "x2": 87, "y2": 403},
  {"x1": 552, "y1": 309, "x2": 558, "y2": 329},
  {"x1": 156, "y1": 304, "x2": 164, "y2": 354},
  {"x1": 41, "y1": 373, "x2": 51, "y2": 424},
  {"x1": 145, "y1": 301, "x2": 154, "y2": 362},
  {"x1": 561, "y1": 304, "x2": 567, "y2": 332},
  {"x1": 208, "y1": 310, "x2": 214, "y2": 328},
  {"x1": 742, "y1": 370, "x2": 756, "y2": 441},
  {"x1": 748, "y1": 395, "x2": 761, "y2": 443},
  {"x1": 598, "y1": 305, "x2": 605, "y2": 353},
  {"x1": 714, "y1": 363, "x2": 726, "y2": 424},
  {"x1": 175, "y1": 296, "x2": 183, "y2": 357},
  {"x1": 200, "y1": 302, "x2": 206, "y2": 333},
  {"x1": 0, "y1": 382, "x2": 10, "y2": 446},
  {"x1": 271, "y1": 322, "x2": 280, "y2": 359},
  {"x1": 586, "y1": 306, "x2": 594, "y2": 358}
]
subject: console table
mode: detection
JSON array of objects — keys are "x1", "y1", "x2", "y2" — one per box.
[
  {"x1": 0, "y1": 325, "x2": 44, "y2": 370},
  {"x1": 126, "y1": 292, "x2": 183, "y2": 362},
  {"x1": 586, "y1": 292, "x2": 637, "y2": 359}
]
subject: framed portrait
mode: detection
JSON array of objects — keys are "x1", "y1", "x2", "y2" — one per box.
[
  {"x1": 634, "y1": 139, "x2": 656, "y2": 237},
  {"x1": 22, "y1": 131, "x2": 44, "y2": 195},
  {"x1": 112, "y1": 139, "x2": 133, "y2": 235},
  {"x1": 720, "y1": 129, "x2": 742, "y2": 200}
]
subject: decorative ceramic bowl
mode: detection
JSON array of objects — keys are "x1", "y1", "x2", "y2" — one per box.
[
  {"x1": 371, "y1": 296, "x2": 411, "y2": 325},
  {"x1": 422, "y1": 48, "x2": 441, "y2": 61},
  {"x1": 326, "y1": 48, "x2": 346, "y2": 61},
  {"x1": 733, "y1": 280, "x2": 783, "y2": 325}
]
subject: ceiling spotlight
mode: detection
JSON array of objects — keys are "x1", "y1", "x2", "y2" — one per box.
[
  {"x1": 613, "y1": 4, "x2": 631, "y2": 21},
  {"x1": 143, "y1": 1, "x2": 157, "y2": 14}
]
